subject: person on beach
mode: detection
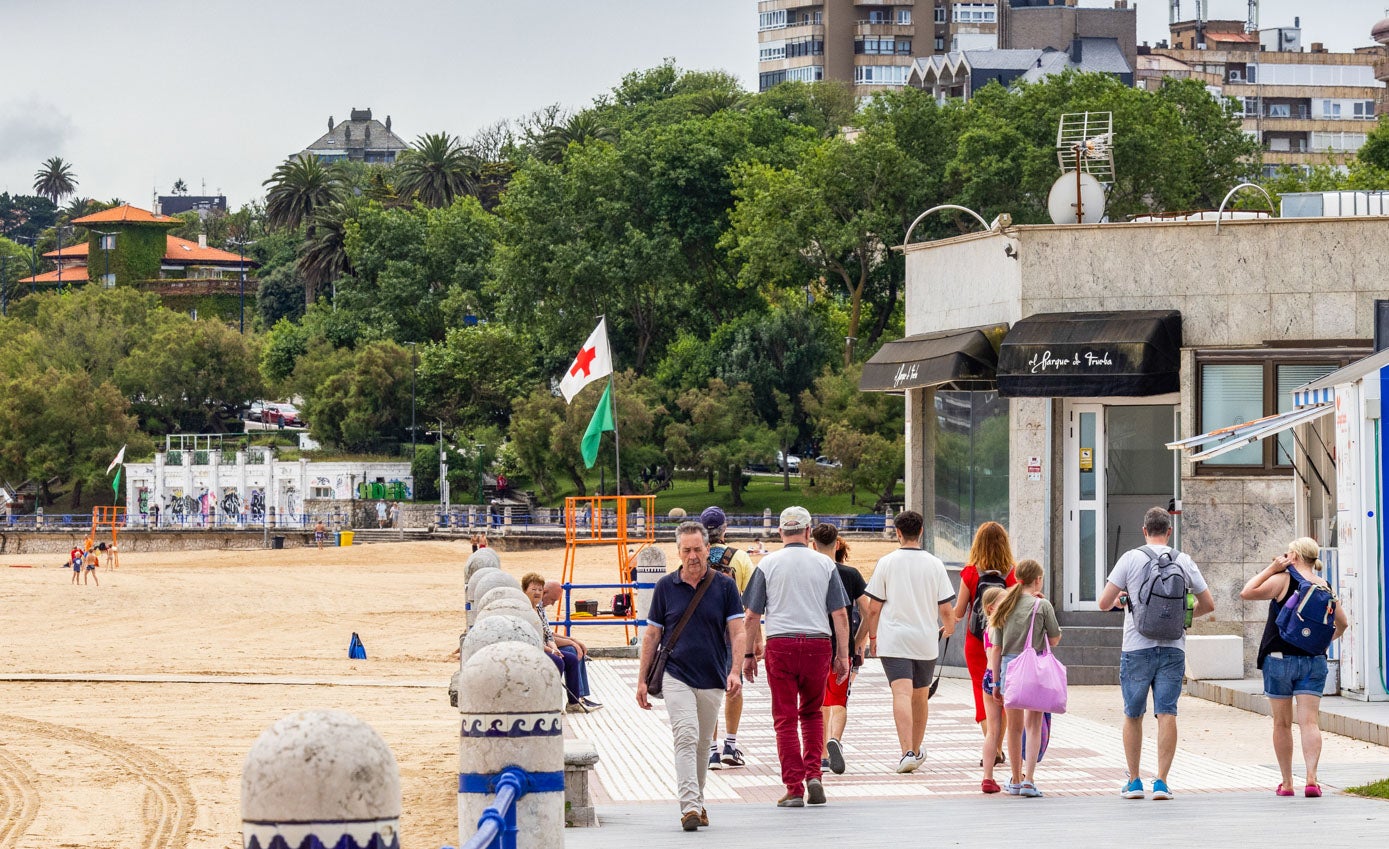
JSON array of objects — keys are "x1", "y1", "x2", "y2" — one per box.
[
  {"x1": 1097, "y1": 506, "x2": 1215, "y2": 801},
  {"x1": 742, "y1": 506, "x2": 850, "y2": 808},
  {"x1": 636, "y1": 521, "x2": 746, "y2": 832},
  {"x1": 314, "y1": 520, "x2": 327, "y2": 550},
  {"x1": 1239, "y1": 537, "x2": 1349, "y2": 798},
  {"x1": 862, "y1": 510, "x2": 956, "y2": 774},
  {"x1": 987, "y1": 559, "x2": 1059, "y2": 797},
  {"x1": 810, "y1": 523, "x2": 869, "y2": 775},
  {"x1": 70, "y1": 547, "x2": 84, "y2": 584},
  {"x1": 952, "y1": 521, "x2": 1018, "y2": 767},
  {"x1": 376, "y1": 501, "x2": 388, "y2": 528},
  {"x1": 83, "y1": 546, "x2": 99, "y2": 585},
  {"x1": 522, "y1": 572, "x2": 602, "y2": 713}
]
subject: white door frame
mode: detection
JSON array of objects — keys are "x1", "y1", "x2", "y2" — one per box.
[{"x1": 1063, "y1": 395, "x2": 1179, "y2": 611}]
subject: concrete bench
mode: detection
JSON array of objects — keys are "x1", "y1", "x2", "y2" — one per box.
[
  {"x1": 1185, "y1": 634, "x2": 1244, "y2": 680},
  {"x1": 564, "y1": 739, "x2": 600, "y2": 827}
]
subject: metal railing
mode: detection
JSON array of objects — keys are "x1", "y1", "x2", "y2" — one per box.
[{"x1": 453, "y1": 766, "x2": 560, "y2": 849}]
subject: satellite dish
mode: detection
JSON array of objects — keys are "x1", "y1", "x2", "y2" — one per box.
[{"x1": 1048, "y1": 171, "x2": 1107, "y2": 224}]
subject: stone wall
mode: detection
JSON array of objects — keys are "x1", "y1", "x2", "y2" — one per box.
[{"x1": 0, "y1": 529, "x2": 313, "y2": 556}]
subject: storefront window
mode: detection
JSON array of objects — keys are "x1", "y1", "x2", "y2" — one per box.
[{"x1": 932, "y1": 391, "x2": 1009, "y2": 564}]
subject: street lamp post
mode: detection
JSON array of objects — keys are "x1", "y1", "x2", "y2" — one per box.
[
  {"x1": 228, "y1": 236, "x2": 255, "y2": 334},
  {"x1": 407, "y1": 342, "x2": 418, "y2": 498}
]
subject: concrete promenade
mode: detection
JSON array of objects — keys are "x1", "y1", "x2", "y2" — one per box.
[{"x1": 562, "y1": 659, "x2": 1389, "y2": 844}]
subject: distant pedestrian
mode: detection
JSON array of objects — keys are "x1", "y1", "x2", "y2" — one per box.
[
  {"x1": 314, "y1": 520, "x2": 327, "y2": 550},
  {"x1": 376, "y1": 501, "x2": 388, "y2": 529},
  {"x1": 637, "y1": 521, "x2": 746, "y2": 831},
  {"x1": 83, "y1": 547, "x2": 99, "y2": 586},
  {"x1": 70, "y1": 547, "x2": 83, "y2": 584},
  {"x1": 1239, "y1": 537, "x2": 1349, "y2": 798},
  {"x1": 987, "y1": 559, "x2": 1060, "y2": 797},
  {"x1": 390, "y1": 501, "x2": 401, "y2": 529},
  {"x1": 810, "y1": 523, "x2": 870, "y2": 776},
  {"x1": 1097, "y1": 506, "x2": 1215, "y2": 801},
  {"x1": 742, "y1": 506, "x2": 850, "y2": 808},
  {"x1": 862, "y1": 510, "x2": 957, "y2": 774},
  {"x1": 102, "y1": 542, "x2": 117, "y2": 569}
]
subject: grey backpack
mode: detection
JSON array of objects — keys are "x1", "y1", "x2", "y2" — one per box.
[{"x1": 1129, "y1": 546, "x2": 1189, "y2": 641}]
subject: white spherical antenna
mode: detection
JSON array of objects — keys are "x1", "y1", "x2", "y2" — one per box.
[{"x1": 1048, "y1": 171, "x2": 1106, "y2": 224}]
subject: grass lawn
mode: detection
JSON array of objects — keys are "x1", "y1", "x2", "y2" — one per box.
[
  {"x1": 530, "y1": 473, "x2": 887, "y2": 517},
  {"x1": 1346, "y1": 777, "x2": 1389, "y2": 799}
]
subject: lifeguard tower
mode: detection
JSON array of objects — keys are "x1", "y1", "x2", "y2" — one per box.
[
  {"x1": 557, "y1": 494, "x2": 656, "y2": 642},
  {"x1": 90, "y1": 505, "x2": 125, "y2": 569}
]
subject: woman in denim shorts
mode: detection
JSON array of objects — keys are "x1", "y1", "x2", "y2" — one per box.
[{"x1": 1240, "y1": 537, "x2": 1349, "y2": 798}]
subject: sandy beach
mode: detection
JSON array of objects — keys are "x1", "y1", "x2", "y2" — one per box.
[{"x1": 0, "y1": 536, "x2": 899, "y2": 848}]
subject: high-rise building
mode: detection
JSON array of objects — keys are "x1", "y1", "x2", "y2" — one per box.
[
  {"x1": 757, "y1": 2, "x2": 1002, "y2": 95},
  {"x1": 1151, "y1": 18, "x2": 1384, "y2": 175}
]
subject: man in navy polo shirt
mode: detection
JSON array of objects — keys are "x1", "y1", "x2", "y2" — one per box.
[{"x1": 637, "y1": 520, "x2": 746, "y2": 832}]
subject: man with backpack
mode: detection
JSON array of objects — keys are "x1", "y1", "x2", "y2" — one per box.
[
  {"x1": 699, "y1": 506, "x2": 754, "y2": 770},
  {"x1": 1098, "y1": 506, "x2": 1215, "y2": 801}
]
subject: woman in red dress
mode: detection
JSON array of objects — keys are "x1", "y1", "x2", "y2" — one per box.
[{"x1": 951, "y1": 522, "x2": 1017, "y2": 768}]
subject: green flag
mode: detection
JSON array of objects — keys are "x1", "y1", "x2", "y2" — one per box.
[{"x1": 581, "y1": 382, "x2": 615, "y2": 469}]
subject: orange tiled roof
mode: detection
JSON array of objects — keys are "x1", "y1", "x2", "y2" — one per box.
[
  {"x1": 41, "y1": 235, "x2": 253, "y2": 266},
  {"x1": 1205, "y1": 31, "x2": 1259, "y2": 44},
  {"x1": 70, "y1": 203, "x2": 179, "y2": 226},
  {"x1": 42, "y1": 242, "x2": 90, "y2": 259},
  {"x1": 163, "y1": 235, "x2": 254, "y2": 265},
  {"x1": 19, "y1": 265, "x2": 89, "y2": 284}
]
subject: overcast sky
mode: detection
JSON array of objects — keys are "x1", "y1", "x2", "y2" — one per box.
[{"x1": 1, "y1": 1, "x2": 1384, "y2": 208}]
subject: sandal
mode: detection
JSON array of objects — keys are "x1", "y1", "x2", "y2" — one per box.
[
  {"x1": 981, "y1": 778, "x2": 1001, "y2": 794},
  {"x1": 1275, "y1": 784, "x2": 1295, "y2": 797},
  {"x1": 1305, "y1": 784, "x2": 1322, "y2": 798}
]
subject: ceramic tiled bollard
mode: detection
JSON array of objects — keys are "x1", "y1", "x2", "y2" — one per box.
[
  {"x1": 458, "y1": 642, "x2": 565, "y2": 849},
  {"x1": 242, "y1": 710, "x2": 400, "y2": 849}
]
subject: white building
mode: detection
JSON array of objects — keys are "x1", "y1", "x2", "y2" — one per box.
[{"x1": 123, "y1": 445, "x2": 412, "y2": 528}]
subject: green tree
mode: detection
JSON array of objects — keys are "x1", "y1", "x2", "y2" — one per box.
[
  {"x1": 115, "y1": 312, "x2": 263, "y2": 433},
  {"x1": 32, "y1": 157, "x2": 78, "y2": 205},
  {"x1": 417, "y1": 323, "x2": 540, "y2": 428},
  {"x1": 801, "y1": 363, "x2": 907, "y2": 505},
  {"x1": 530, "y1": 111, "x2": 617, "y2": 163},
  {"x1": 263, "y1": 155, "x2": 345, "y2": 232},
  {"x1": 302, "y1": 340, "x2": 415, "y2": 451},
  {"x1": 1358, "y1": 117, "x2": 1389, "y2": 171},
  {"x1": 394, "y1": 132, "x2": 479, "y2": 208},
  {"x1": 507, "y1": 386, "x2": 565, "y2": 501},
  {"x1": 673, "y1": 378, "x2": 776, "y2": 507}
]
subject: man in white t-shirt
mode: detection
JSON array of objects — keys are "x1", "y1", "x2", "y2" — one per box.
[
  {"x1": 1097, "y1": 506, "x2": 1215, "y2": 802},
  {"x1": 862, "y1": 510, "x2": 957, "y2": 773}
]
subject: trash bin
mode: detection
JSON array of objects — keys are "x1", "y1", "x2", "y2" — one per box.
[
  {"x1": 272, "y1": 536, "x2": 285, "y2": 550},
  {"x1": 340, "y1": 530, "x2": 354, "y2": 547}
]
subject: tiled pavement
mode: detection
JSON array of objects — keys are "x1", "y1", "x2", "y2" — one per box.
[{"x1": 566, "y1": 659, "x2": 1287, "y2": 807}]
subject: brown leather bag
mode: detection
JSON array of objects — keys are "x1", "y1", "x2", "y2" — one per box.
[{"x1": 644, "y1": 569, "x2": 715, "y2": 699}]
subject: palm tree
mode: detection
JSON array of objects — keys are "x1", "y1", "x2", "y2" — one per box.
[
  {"x1": 33, "y1": 157, "x2": 78, "y2": 204},
  {"x1": 394, "y1": 133, "x2": 479, "y2": 208},
  {"x1": 297, "y1": 201, "x2": 358, "y2": 296},
  {"x1": 532, "y1": 112, "x2": 617, "y2": 163},
  {"x1": 172, "y1": 179, "x2": 188, "y2": 195},
  {"x1": 262, "y1": 155, "x2": 345, "y2": 232},
  {"x1": 692, "y1": 89, "x2": 747, "y2": 117}
]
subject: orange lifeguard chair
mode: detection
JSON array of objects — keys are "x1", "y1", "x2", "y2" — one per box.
[
  {"x1": 558, "y1": 494, "x2": 656, "y2": 642},
  {"x1": 91, "y1": 506, "x2": 125, "y2": 569}
]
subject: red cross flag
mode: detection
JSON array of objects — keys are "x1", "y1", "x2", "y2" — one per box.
[{"x1": 558, "y1": 318, "x2": 613, "y2": 403}]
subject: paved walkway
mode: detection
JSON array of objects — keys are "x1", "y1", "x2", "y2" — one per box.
[{"x1": 562, "y1": 659, "x2": 1389, "y2": 841}]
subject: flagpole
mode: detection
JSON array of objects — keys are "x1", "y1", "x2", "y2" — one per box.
[{"x1": 600, "y1": 315, "x2": 621, "y2": 495}]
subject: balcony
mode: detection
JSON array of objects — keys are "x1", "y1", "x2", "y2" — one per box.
[{"x1": 856, "y1": 20, "x2": 914, "y2": 35}]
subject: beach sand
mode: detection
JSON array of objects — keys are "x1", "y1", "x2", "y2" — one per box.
[{"x1": 0, "y1": 536, "x2": 900, "y2": 848}]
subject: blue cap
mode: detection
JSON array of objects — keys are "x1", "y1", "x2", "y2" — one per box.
[{"x1": 699, "y1": 506, "x2": 727, "y2": 530}]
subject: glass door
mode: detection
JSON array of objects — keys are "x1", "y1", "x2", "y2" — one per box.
[
  {"x1": 1064, "y1": 404, "x2": 1105, "y2": 610},
  {"x1": 1064, "y1": 401, "x2": 1177, "y2": 610}
]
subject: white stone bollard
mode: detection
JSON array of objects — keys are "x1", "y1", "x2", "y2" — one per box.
[
  {"x1": 467, "y1": 568, "x2": 519, "y2": 628},
  {"x1": 458, "y1": 642, "x2": 565, "y2": 849},
  {"x1": 477, "y1": 586, "x2": 533, "y2": 612},
  {"x1": 763, "y1": 507, "x2": 772, "y2": 531},
  {"x1": 461, "y1": 613, "x2": 544, "y2": 664},
  {"x1": 466, "y1": 548, "x2": 502, "y2": 581},
  {"x1": 476, "y1": 598, "x2": 545, "y2": 639},
  {"x1": 242, "y1": 709, "x2": 400, "y2": 849},
  {"x1": 634, "y1": 547, "x2": 668, "y2": 627}
]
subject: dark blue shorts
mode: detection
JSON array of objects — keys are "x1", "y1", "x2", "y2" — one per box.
[{"x1": 1262, "y1": 654, "x2": 1328, "y2": 699}]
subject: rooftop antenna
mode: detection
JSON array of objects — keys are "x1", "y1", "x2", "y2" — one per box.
[
  {"x1": 1245, "y1": 0, "x2": 1259, "y2": 33},
  {"x1": 1049, "y1": 112, "x2": 1114, "y2": 224}
]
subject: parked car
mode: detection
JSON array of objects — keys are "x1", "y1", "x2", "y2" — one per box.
[
  {"x1": 776, "y1": 451, "x2": 801, "y2": 473},
  {"x1": 263, "y1": 402, "x2": 304, "y2": 427},
  {"x1": 245, "y1": 400, "x2": 268, "y2": 422},
  {"x1": 812, "y1": 455, "x2": 842, "y2": 469}
]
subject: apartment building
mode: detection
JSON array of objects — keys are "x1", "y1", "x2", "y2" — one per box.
[
  {"x1": 1152, "y1": 20, "x2": 1384, "y2": 174},
  {"x1": 757, "y1": 2, "x2": 1008, "y2": 95}
]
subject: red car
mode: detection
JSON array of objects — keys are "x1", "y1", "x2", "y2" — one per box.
[{"x1": 263, "y1": 402, "x2": 304, "y2": 427}]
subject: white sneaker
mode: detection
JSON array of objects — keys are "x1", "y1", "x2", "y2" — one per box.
[{"x1": 896, "y1": 752, "x2": 920, "y2": 774}]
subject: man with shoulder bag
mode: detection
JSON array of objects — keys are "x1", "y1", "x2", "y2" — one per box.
[
  {"x1": 1098, "y1": 507, "x2": 1215, "y2": 802},
  {"x1": 637, "y1": 521, "x2": 746, "y2": 832}
]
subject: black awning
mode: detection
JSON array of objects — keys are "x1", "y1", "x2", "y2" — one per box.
[
  {"x1": 997, "y1": 310, "x2": 1182, "y2": 398},
  {"x1": 859, "y1": 323, "x2": 1007, "y2": 392}
]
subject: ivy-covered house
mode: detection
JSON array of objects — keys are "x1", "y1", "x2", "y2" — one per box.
[{"x1": 22, "y1": 204, "x2": 257, "y2": 319}]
